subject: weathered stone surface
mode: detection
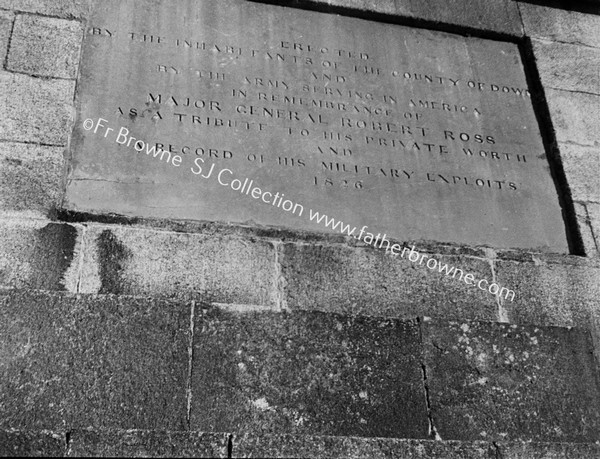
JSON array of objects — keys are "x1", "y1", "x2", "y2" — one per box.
[
  {"x1": 0, "y1": 219, "x2": 78, "y2": 290},
  {"x1": 0, "y1": 289, "x2": 190, "y2": 430},
  {"x1": 305, "y1": 0, "x2": 396, "y2": 14},
  {"x1": 76, "y1": 225, "x2": 278, "y2": 305},
  {"x1": 587, "y1": 202, "x2": 600, "y2": 244},
  {"x1": 0, "y1": 142, "x2": 65, "y2": 214},
  {"x1": 66, "y1": 0, "x2": 568, "y2": 253},
  {"x1": 532, "y1": 39, "x2": 600, "y2": 95},
  {"x1": 190, "y1": 309, "x2": 428, "y2": 438},
  {"x1": 494, "y1": 257, "x2": 600, "y2": 327},
  {"x1": 574, "y1": 202, "x2": 600, "y2": 258},
  {"x1": 0, "y1": 10, "x2": 13, "y2": 58},
  {"x1": 0, "y1": 0, "x2": 91, "y2": 18},
  {"x1": 7, "y1": 14, "x2": 84, "y2": 79},
  {"x1": 303, "y1": 0, "x2": 523, "y2": 35},
  {"x1": 519, "y1": 2, "x2": 600, "y2": 49},
  {"x1": 67, "y1": 429, "x2": 229, "y2": 458},
  {"x1": 423, "y1": 319, "x2": 600, "y2": 442},
  {"x1": 497, "y1": 440, "x2": 600, "y2": 459},
  {"x1": 394, "y1": 0, "x2": 523, "y2": 35},
  {"x1": 545, "y1": 88, "x2": 600, "y2": 146},
  {"x1": 234, "y1": 433, "x2": 496, "y2": 458},
  {"x1": 0, "y1": 71, "x2": 75, "y2": 145},
  {"x1": 559, "y1": 142, "x2": 600, "y2": 203},
  {"x1": 0, "y1": 430, "x2": 65, "y2": 457},
  {"x1": 281, "y1": 242, "x2": 497, "y2": 321}
]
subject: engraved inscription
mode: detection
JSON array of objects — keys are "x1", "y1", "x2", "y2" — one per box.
[{"x1": 66, "y1": 0, "x2": 568, "y2": 252}]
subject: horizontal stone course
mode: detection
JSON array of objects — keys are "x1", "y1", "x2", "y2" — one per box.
[
  {"x1": 3, "y1": 428, "x2": 600, "y2": 458},
  {"x1": 281, "y1": 242, "x2": 498, "y2": 321},
  {"x1": 233, "y1": 433, "x2": 496, "y2": 458},
  {"x1": 0, "y1": 289, "x2": 599, "y2": 446},
  {"x1": 7, "y1": 14, "x2": 84, "y2": 79},
  {"x1": 67, "y1": 429, "x2": 230, "y2": 458},
  {"x1": 76, "y1": 224, "x2": 279, "y2": 306}
]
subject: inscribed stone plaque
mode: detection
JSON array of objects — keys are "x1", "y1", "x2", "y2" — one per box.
[{"x1": 65, "y1": 0, "x2": 569, "y2": 252}]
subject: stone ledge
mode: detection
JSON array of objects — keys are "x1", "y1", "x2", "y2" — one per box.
[{"x1": 2, "y1": 219, "x2": 599, "y2": 321}]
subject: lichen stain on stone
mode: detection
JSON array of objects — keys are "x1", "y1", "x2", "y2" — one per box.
[
  {"x1": 96, "y1": 229, "x2": 132, "y2": 294},
  {"x1": 32, "y1": 223, "x2": 77, "y2": 290}
]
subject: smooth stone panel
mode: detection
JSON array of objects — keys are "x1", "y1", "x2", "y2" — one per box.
[{"x1": 65, "y1": 0, "x2": 568, "y2": 252}]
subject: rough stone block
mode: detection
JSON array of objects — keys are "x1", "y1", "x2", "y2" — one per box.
[
  {"x1": 494, "y1": 257, "x2": 600, "y2": 327},
  {"x1": 0, "y1": 142, "x2": 65, "y2": 214},
  {"x1": 532, "y1": 39, "x2": 600, "y2": 95},
  {"x1": 281, "y1": 242, "x2": 497, "y2": 321},
  {"x1": 545, "y1": 88, "x2": 600, "y2": 146},
  {"x1": 0, "y1": 71, "x2": 75, "y2": 145},
  {"x1": 76, "y1": 225, "x2": 277, "y2": 306},
  {"x1": 587, "y1": 202, "x2": 600, "y2": 248},
  {"x1": 559, "y1": 142, "x2": 600, "y2": 203},
  {"x1": 0, "y1": 0, "x2": 91, "y2": 18},
  {"x1": 0, "y1": 430, "x2": 65, "y2": 457},
  {"x1": 0, "y1": 289, "x2": 190, "y2": 430},
  {"x1": 67, "y1": 429, "x2": 229, "y2": 458},
  {"x1": 497, "y1": 440, "x2": 600, "y2": 459},
  {"x1": 519, "y1": 2, "x2": 600, "y2": 48},
  {"x1": 574, "y1": 202, "x2": 600, "y2": 258},
  {"x1": 0, "y1": 219, "x2": 78, "y2": 290},
  {"x1": 0, "y1": 10, "x2": 13, "y2": 59},
  {"x1": 7, "y1": 14, "x2": 84, "y2": 79},
  {"x1": 233, "y1": 434, "x2": 496, "y2": 458},
  {"x1": 423, "y1": 319, "x2": 600, "y2": 442},
  {"x1": 190, "y1": 309, "x2": 429, "y2": 438}
]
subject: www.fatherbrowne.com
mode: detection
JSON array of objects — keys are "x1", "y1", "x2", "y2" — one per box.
[{"x1": 308, "y1": 211, "x2": 515, "y2": 302}]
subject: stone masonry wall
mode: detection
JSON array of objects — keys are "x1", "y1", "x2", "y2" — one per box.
[{"x1": 0, "y1": 0, "x2": 599, "y2": 457}]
